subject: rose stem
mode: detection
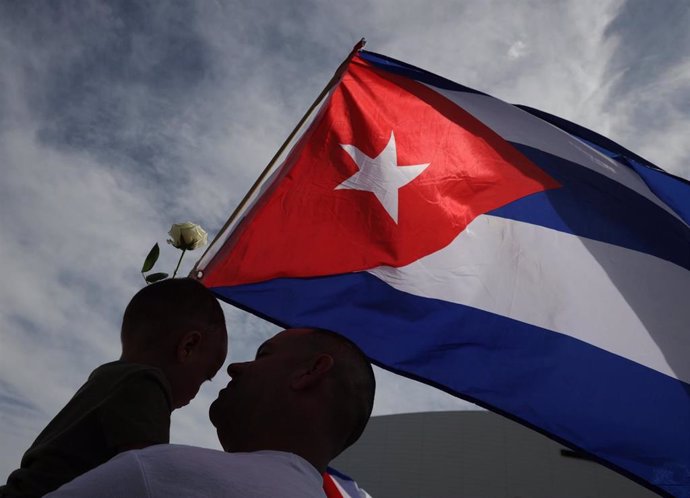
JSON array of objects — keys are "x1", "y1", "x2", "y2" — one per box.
[{"x1": 172, "y1": 249, "x2": 187, "y2": 278}]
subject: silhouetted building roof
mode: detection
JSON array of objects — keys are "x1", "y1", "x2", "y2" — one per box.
[{"x1": 332, "y1": 411, "x2": 655, "y2": 498}]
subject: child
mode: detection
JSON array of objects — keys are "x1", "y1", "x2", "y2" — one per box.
[{"x1": 1, "y1": 278, "x2": 228, "y2": 498}]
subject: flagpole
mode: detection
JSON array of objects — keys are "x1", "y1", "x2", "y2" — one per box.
[{"x1": 191, "y1": 38, "x2": 366, "y2": 278}]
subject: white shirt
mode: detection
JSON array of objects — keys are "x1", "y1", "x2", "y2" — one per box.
[{"x1": 45, "y1": 444, "x2": 326, "y2": 498}]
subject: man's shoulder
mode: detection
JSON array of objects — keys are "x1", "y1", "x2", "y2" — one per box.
[
  {"x1": 113, "y1": 445, "x2": 227, "y2": 479},
  {"x1": 46, "y1": 446, "x2": 326, "y2": 498},
  {"x1": 133, "y1": 444, "x2": 225, "y2": 459},
  {"x1": 129, "y1": 446, "x2": 326, "y2": 498},
  {"x1": 129, "y1": 446, "x2": 315, "y2": 476}
]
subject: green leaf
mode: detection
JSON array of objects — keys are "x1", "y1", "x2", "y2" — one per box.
[
  {"x1": 141, "y1": 243, "x2": 160, "y2": 273},
  {"x1": 145, "y1": 272, "x2": 169, "y2": 284}
]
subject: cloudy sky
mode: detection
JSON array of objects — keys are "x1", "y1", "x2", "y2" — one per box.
[{"x1": 1, "y1": 0, "x2": 688, "y2": 479}]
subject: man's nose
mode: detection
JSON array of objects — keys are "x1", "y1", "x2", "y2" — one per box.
[{"x1": 226, "y1": 361, "x2": 246, "y2": 376}]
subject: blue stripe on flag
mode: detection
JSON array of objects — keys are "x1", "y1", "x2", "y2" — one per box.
[
  {"x1": 326, "y1": 467, "x2": 355, "y2": 482},
  {"x1": 515, "y1": 104, "x2": 660, "y2": 169},
  {"x1": 211, "y1": 273, "x2": 690, "y2": 497},
  {"x1": 624, "y1": 158, "x2": 690, "y2": 225},
  {"x1": 359, "y1": 50, "x2": 486, "y2": 96},
  {"x1": 516, "y1": 104, "x2": 690, "y2": 225},
  {"x1": 489, "y1": 144, "x2": 690, "y2": 271}
]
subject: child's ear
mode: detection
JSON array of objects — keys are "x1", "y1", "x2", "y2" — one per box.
[
  {"x1": 176, "y1": 330, "x2": 202, "y2": 363},
  {"x1": 290, "y1": 353, "x2": 334, "y2": 390}
]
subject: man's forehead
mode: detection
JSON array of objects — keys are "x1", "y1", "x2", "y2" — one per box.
[{"x1": 256, "y1": 328, "x2": 312, "y2": 354}]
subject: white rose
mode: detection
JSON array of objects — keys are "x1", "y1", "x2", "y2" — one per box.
[{"x1": 167, "y1": 222, "x2": 208, "y2": 251}]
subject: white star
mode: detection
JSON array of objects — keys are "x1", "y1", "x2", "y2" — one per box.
[{"x1": 335, "y1": 132, "x2": 430, "y2": 223}]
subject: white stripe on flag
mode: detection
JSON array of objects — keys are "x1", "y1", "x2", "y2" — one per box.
[
  {"x1": 368, "y1": 214, "x2": 690, "y2": 383},
  {"x1": 331, "y1": 474, "x2": 372, "y2": 498}
]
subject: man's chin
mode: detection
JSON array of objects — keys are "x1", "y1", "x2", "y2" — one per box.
[{"x1": 208, "y1": 398, "x2": 221, "y2": 427}]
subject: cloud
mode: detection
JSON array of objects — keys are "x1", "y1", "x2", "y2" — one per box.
[
  {"x1": 600, "y1": 0, "x2": 690, "y2": 178},
  {"x1": 1, "y1": 0, "x2": 688, "y2": 480},
  {"x1": 507, "y1": 41, "x2": 528, "y2": 60}
]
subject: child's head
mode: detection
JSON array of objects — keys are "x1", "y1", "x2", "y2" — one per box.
[{"x1": 120, "y1": 278, "x2": 228, "y2": 409}]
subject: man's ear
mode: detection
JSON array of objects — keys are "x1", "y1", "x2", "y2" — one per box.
[
  {"x1": 291, "y1": 353, "x2": 334, "y2": 390},
  {"x1": 176, "y1": 330, "x2": 202, "y2": 363}
]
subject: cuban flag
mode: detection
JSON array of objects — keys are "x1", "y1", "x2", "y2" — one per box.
[
  {"x1": 196, "y1": 49, "x2": 690, "y2": 497},
  {"x1": 323, "y1": 468, "x2": 372, "y2": 498}
]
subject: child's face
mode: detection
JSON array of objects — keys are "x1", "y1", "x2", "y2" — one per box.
[{"x1": 170, "y1": 330, "x2": 228, "y2": 409}]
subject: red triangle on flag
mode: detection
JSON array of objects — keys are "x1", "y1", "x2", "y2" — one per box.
[{"x1": 204, "y1": 56, "x2": 559, "y2": 288}]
